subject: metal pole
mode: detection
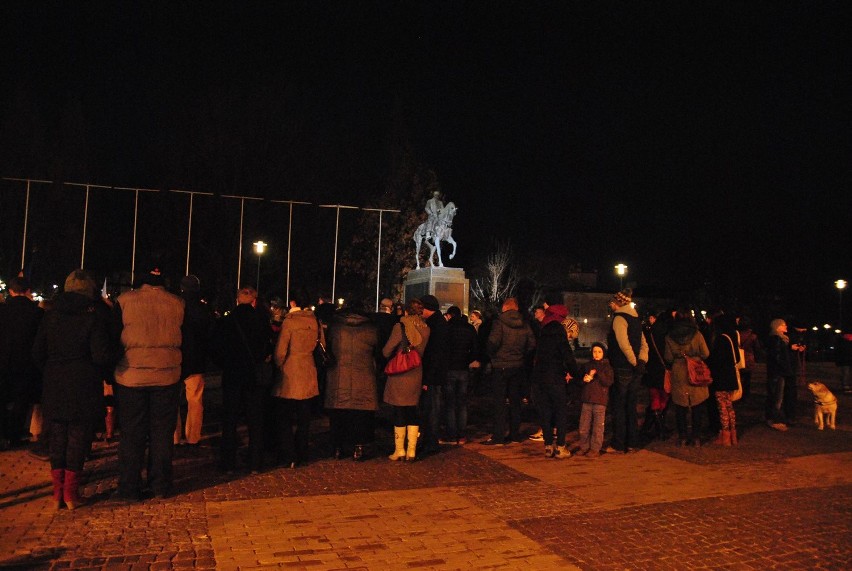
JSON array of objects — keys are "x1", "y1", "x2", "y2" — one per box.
[
  {"x1": 318, "y1": 204, "x2": 359, "y2": 302},
  {"x1": 131, "y1": 189, "x2": 139, "y2": 285},
  {"x1": 267, "y1": 199, "x2": 310, "y2": 305},
  {"x1": 257, "y1": 254, "x2": 262, "y2": 291},
  {"x1": 237, "y1": 198, "x2": 245, "y2": 291},
  {"x1": 376, "y1": 210, "x2": 382, "y2": 311},
  {"x1": 286, "y1": 202, "x2": 293, "y2": 304},
  {"x1": 21, "y1": 180, "x2": 31, "y2": 269},
  {"x1": 332, "y1": 206, "x2": 340, "y2": 300},
  {"x1": 185, "y1": 192, "x2": 194, "y2": 275},
  {"x1": 81, "y1": 185, "x2": 90, "y2": 268},
  {"x1": 363, "y1": 207, "x2": 400, "y2": 311}
]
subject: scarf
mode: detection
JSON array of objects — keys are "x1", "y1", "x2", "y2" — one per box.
[{"x1": 769, "y1": 319, "x2": 789, "y2": 344}]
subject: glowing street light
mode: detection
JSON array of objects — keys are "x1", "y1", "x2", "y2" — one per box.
[
  {"x1": 614, "y1": 263, "x2": 628, "y2": 289},
  {"x1": 254, "y1": 240, "x2": 267, "y2": 291},
  {"x1": 837, "y1": 279, "x2": 847, "y2": 330}
]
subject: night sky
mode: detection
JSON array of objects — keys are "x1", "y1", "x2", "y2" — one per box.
[{"x1": 2, "y1": 2, "x2": 850, "y2": 322}]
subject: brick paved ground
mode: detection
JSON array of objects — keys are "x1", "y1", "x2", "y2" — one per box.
[{"x1": 1, "y1": 363, "x2": 850, "y2": 570}]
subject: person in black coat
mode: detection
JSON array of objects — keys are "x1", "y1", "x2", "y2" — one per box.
[
  {"x1": 419, "y1": 295, "x2": 449, "y2": 454},
  {"x1": 211, "y1": 286, "x2": 273, "y2": 472},
  {"x1": 32, "y1": 270, "x2": 111, "y2": 509},
  {"x1": 0, "y1": 275, "x2": 43, "y2": 449},
  {"x1": 707, "y1": 314, "x2": 741, "y2": 446},
  {"x1": 530, "y1": 304, "x2": 578, "y2": 458},
  {"x1": 443, "y1": 306, "x2": 479, "y2": 444},
  {"x1": 641, "y1": 311, "x2": 673, "y2": 440}
]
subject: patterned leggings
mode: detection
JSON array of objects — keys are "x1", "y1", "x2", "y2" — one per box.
[{"x1": 715, "y1": 391, "x2": 736, "y2": 431}]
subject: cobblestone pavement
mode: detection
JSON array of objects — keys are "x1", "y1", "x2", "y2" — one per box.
[{"x1": 1, "y1": 364, "x2": 850, "y2": 570}]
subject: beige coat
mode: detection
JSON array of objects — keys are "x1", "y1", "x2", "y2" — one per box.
[
  {"x1": 382, "y1": 316, "x2": 430, "y2": 407},
  {"x1": 664, "y1": 323, "x2": 711, "y2": 408},
  {"x1": 273, "y1": 309, "x2": 321, "y2": 400}
]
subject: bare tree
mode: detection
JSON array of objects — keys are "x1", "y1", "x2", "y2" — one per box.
[{"x1": 471, "y1": 240, "x2": 519, "y2": 312}]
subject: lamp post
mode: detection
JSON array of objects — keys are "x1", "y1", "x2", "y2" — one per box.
[
  {"x1": 836, "y1": 279, "x2": 847, "y2": 329},
  {"x1": 614, "y1": 263, "x2": 628, "y2": 290},
  {"x1": 254, "y1": 241, "x2": 267, "y2": 291}
]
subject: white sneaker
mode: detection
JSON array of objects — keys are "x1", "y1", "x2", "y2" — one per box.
[{"x1": 528, "y1": 429, "x2": 544, "y2": 442}]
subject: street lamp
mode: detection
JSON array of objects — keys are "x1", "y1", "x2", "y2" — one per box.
[
  {"x1": 614, "y1": 264, "x2": 628, "y2": 289},
  {"x1": 254, "y1": 241, "x2": 267, "y2": 291},
  {"x1": 836, "y1": 279, "x2": 847, "y2": 329}
]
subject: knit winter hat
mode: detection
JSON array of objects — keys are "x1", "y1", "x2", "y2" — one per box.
[
  {"x1": 64, "y1": 269, "x2": 96, "y2": 299},
  {"x1": 561, "y1": 318, "x2": 580, "y2": 340},
  {"x1": 611, "y1": 288, "x2": 632, "y2": 306},
  {"x1": 542, "y1": 304, "x2": 568, "y2": 326}
]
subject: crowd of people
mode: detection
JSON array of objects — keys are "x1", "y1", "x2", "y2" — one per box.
[{"x1": 1, "y1": 269, "x2": 847, "y2": 510}]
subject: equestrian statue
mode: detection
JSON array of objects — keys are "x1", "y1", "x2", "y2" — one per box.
[{"x1": 414, "y1": 197, "x2": 458, "y2": 269}]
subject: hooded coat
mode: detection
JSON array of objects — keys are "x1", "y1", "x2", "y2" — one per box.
[
  {"x1": 324, "y1": 311, "x2": 379, "y2": 411},
  {"x1": 664, "y1": 319, "x2": 710, "y2": 407},
  {"x1": 486, "y1": 309, "x2": 536, "y2": 369}
]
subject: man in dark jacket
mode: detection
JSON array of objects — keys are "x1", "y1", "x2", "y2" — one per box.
[
  {"x1": 442, "y1": 306, "x2": 479, "y2": 444},
  {"x1": 483, "y1": 297, "x2": 536, "y2": 445},
  {"x1": 419, "y1": 294, "x2": 449, "y2": 455},
  {"x1": 211, "y1": 286, "x2": 272, "y2": 472},
  {"x1": 174, "y1": 275, "x2": 213, "y2": 446},
  {"x1": 0, "y1": 276, "x2": 43, "y2": 450}
]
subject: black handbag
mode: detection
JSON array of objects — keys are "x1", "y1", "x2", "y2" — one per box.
[{"x1": 312, "y1": 323, "x2": 335, "y2": 369}]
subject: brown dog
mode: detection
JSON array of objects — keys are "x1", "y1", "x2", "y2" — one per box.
[{"x1": 807, "y1": 382, "x2": 837, "y2": 430}]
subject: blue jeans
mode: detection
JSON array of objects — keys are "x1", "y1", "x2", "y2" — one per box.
[
  {"x1": 443, "y1": 371, "x2": 469, "y2": 441},
  {"x1": 611, "y1": 367, "x2": 640, "y2": 451},
  {"x1": 532, "y1": 382, "x2": 567, "y2": 446},
  {"x1": 420, "y1": 385, "x2": 443, "y2": 452},
  {"x1": 578, "y1": 403, "x2": 606, "y2": 453}
]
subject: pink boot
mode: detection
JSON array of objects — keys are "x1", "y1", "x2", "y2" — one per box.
[
  {"x1": 63, "y1": 470, "x2": 85, "y2": 510},
  {"x1": 50, "y1": 469, "x2": 64, "y2": 510}
]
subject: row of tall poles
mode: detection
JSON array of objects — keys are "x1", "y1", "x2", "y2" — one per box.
[{"x1": 3, "y1": 177, "x2": 400, "y2": 311}]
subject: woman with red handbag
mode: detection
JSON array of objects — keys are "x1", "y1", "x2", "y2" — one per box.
[
  {"x1": 382, "y1": 298, "x2": 430, "y2": 462},
  {"x1": 664, "y1": 310, "x2": 711, "y2": 447}
]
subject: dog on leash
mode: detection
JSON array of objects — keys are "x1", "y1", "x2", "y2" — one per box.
[{"x1": 806, "y1": 381, "x2": 837, "y2": 430}]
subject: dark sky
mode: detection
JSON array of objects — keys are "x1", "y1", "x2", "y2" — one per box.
[{"x1": 2, "y1": 2, "x2": 850, "y2": 321}]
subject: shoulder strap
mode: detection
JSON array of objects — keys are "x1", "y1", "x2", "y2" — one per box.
[
  {"x1": 649, "y1": 332, "x2": 665, "y2": 364},
  {"x1": 722, "y1": 334, "x2": 737, "y2": 363}
]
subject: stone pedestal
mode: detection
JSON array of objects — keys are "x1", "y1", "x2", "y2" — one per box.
[{"x1": 404, "y1": 267, "x2": 469, "y2": 315}]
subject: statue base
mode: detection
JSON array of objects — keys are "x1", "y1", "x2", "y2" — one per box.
[{"x1": 404, "y1": 267, "x2": 469, "y2": 316}]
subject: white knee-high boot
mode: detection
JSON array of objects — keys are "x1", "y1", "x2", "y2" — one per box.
[
  {"x1": 388, "y1": 426, "x2": 406, "y2": 461},
  {"x1": 405, "y1": 425, "x2": 419, "y2": 461}
]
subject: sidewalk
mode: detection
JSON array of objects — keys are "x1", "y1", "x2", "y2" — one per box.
[{"x1": 1, "y1": 363, "x2": 850, "y2": 570}]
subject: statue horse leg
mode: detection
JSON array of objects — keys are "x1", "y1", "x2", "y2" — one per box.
[
  {"x1": 433, "y1": 234, "x2": 444, "y2": 267},
  {"x1": 414, "y1": 232, "x2": 422, "y2": 269},
  {"x1": 446, "y1": 235, "x2": 457, "y2": 260}
]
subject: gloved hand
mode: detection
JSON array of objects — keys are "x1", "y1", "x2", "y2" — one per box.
[{"x1": 634, "y1": 360, "x2": 647, "y2": 376}]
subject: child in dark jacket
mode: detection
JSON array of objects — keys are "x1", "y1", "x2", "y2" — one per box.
[{"x1": 576, "y1": 342, "x2": 614, "y2": 458}]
